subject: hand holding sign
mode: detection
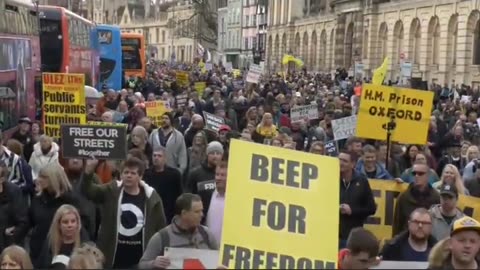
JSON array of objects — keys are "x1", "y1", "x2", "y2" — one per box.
[
  {"x1": 153, "y1": 256, "x2": 170, "y2": 269},
  {"x1": 85, "y1": 157, "x2": 99, "y2": 174}
]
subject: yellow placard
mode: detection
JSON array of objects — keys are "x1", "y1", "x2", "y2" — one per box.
[
  {"x1": 194, "y1": 82, "x2": 206, "y2": 97},
  {"x1": 364, "y1": 179, "x2": 480, "y2": 242},
  {"x1": 232, "y1": 69, "x2": 241, "y2": 78},
  {"x1": 176, "y1": 71, "x2": 189, "y2": 87},
  {"x1": 356, "y1": 84, "x2": 434, "y2": 145},
  {"x1": 42, "y1": 73, "x2": 86, "y2": 138},
  {"x1": 220, "y1": 140, "x2": 339, "y2": 269},
  {"x1": 145, "y1": 101, "x2": 172, "y2": 127}
]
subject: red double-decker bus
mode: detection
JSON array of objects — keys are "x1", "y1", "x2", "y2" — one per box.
[
  {"x1": 39, "y1": 5, "x2": 98, "y2": 87},
  {"x1": 0, "y1": 0, "x2": 41, "y2": 135}
]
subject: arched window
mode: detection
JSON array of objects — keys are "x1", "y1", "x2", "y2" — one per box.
[
  {"x1": 320, "y1": 30, "x2": 327, "y2": 68},
  {"x1": 345, "y1": 22, "x2": 354, "y2": 68},
  {"x1": 410, "y1": 18, "x2": 421, "y2": 64},
  {"x1": 311, "y1": 31, "x2": 317, "y2": 70},
  {"x1": 378, "y1": 22, "x2": 388, "y2": 65}
]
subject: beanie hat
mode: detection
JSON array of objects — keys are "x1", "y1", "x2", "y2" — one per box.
[{"x1": 207, "y1": 141, "x2": 224, "y2": 155}]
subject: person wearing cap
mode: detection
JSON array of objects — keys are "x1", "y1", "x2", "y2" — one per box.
[
  {"x1": 11, "y1": 116, "x2": 33, "y2": 157},
  {"x1": 436, "y1": 142, "x2": 465, "y2": 177},
  {"x1": 381, "y1": 208, "x2": 437, "y2": 261},
  {"x1": 430, "y1": 216, "x2": 480, "y2": 269},
  {"x1": 186, "y1": 141, "x2": 224, "y2": 194},
  {"x1": 429, "y1": 184, "x2": 465, "y2": 241},
  {"x1": 217, "y1": 125, "x2": 231, "y2": 147}
]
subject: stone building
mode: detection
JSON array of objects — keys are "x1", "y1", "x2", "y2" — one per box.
[{"x1": 266, "y1": 0, "x2": 480, "y2": 86}]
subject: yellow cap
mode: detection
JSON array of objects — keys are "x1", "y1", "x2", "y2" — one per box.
[{"x1": 451, "y1": 216, "x2": 480, "y2": 236}]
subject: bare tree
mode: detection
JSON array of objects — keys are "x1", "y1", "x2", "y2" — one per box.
[{"x1": 173, "y1": 0, "x2": 218, "y2": 46}]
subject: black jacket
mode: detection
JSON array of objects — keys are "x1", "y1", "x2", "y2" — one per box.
[
  {"x1": 381, "y1": 230, "x2": 437, "y2": 261},
  {"x1": 197, "y1": 181, "x2": 215, "y2": 224},
  {"x1": 339, "y1": 171, "x2": 376, "y2": 240},
  {"x1": 0, "y1": 181, "x2": 28, "y2": 250},
  {"x1": 24, "y1": 191, "x2": 91, "y2": 263},
  {"x1": 186, "y1": 162, "x2": 216, "y2": 194}
]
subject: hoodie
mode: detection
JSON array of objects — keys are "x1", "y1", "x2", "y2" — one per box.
[
  {"x1": 81, "y1": 173, "x2": 167, "y2": 268},
  {"x1": 355, "y1": 159, "x2": 393, "y2": 180},
  {"x1": 28, "y1": 141, "x2": 60, "y2": 180},
  {"x1": 428, "y1": 204, "x2": 464, "y2": 241}
]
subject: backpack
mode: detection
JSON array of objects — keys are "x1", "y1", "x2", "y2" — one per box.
[{"x1": 159, "y1": 225, "x2": 214, "y2": 255}]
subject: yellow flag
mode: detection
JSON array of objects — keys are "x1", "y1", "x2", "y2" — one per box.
[
  {"x1": 282, "y1": 54, "x2": 295, "y2": 65},
  {"x1": 372, "y1": 57, "x2": 389, "y2": 85}
]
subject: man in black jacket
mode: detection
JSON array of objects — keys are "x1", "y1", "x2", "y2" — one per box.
[
  {"x1": 338, "y1": 150, "x2": 376, "y2": 249},
  {"x1": 381, "y1": 207, "x2": 437, "y2": 261}
]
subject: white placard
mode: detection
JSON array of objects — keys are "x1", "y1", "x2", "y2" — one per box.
[
  {"x1": 165, "y1": 247, "x2": 219, "y2": 269},
  {"x1": 370, "y1": 261, "x2": 428, "y2": 269},
  {"x1": 225, "y1": 62, "x2": 233, "y2": 72},
  {"x1": 290, "y1": 104, "x2": 319, "y2": 122},
  {"x1": 331, "y1": 115, "x2": 357, "y2": 141},
  {"x1": 246, "y1": 64, "x2": 263, "y2": 84}
]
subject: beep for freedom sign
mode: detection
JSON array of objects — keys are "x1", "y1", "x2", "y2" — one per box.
[
  {"x1": 61, "y1": 124, "x2": 127, "y2": 160},
  {"x1": 220, "y1": 140, "x2": 339, "y2": 269},
  {"x1": 356, "y1": 84, "x2": 434, "y2": 145}
]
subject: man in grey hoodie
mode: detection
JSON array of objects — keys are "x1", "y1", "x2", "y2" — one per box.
[
  {"x1": 149, "y1": 112, "x2": 188, "y2": 175},
  {"x1": 429, "y1": 184, "x2": 465, "y2": 241}
]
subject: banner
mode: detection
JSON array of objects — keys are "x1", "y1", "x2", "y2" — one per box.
[
  {"x1": 87, "y1": 121, "x2": 127, "y2": 127},
  {"x1": 372, "y1": 261, "x2": 428, "y2": 269},
  {"x1": 331, "y1": 115, "x2": 357, "y2": 141},
  {"x1": 145, "y1": 101, "x2": 172, "y2": 127},
  {"x1": 176, "y1": 71, "x2": 189, "y2": 87},
  {"x1": 290, "y1": 104, "x2": 319, "y2": 123},
  {"x1": 61, "y1": 124, "x2": 127, "y2": 160},
  {"x1": 220, "y1": 140, "x2": 339, "y2": 269},
  {"x1": 165, "y1": 248, "x2": 219, "y2": 269},
  {"x1": 203, "y1": 112, "x2": 225, "y2": 133},
  {"x1": 364, "y1": 179, "x2": 480, "y2": 242},
  {"x1": 42, "y1": 73, "x2": 86, "y2": 138},
  {"x1": 356, "y1": 84, "x2": 434, "y2": 145}
]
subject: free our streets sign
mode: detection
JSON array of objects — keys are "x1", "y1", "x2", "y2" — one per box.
[{"x1": 61, "y1": 124, "x2": 127, "y2": 160}]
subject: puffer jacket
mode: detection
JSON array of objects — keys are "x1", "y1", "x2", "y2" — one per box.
[{"x1": 28, "y1": 142, "x2": 59, "y2": 180}]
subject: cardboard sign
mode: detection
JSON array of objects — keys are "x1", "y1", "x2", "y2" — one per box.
[
  {"x1": 165, "y1": 248, "x2": 219, "y2": 269},
  {"x1": 324, "y1": 140, "x2": 338, "y2": 157},
  {"x1": 61, "y1": 124, "x2": 127, "y2": 160},
  {"x1": 371, "y1": 261, "x2": 428, "y2": 269},
  {"x1": 331, "y1": 115, "x2": 357, "y2": 141},
  {"x1": 42, "y1": 73, "x2": 86, "y2": 138},
  {"x1": 220, "y1": 140, "x2": 339, "y2": 269},
  {"x1": 176, "y1": 71, "x2": 189, "y2": 87},
  {"x1": 245, "y1": 64, "x2": 262, "y2": 84},
  {"x1": 356, "y1": 84, "x2": 433, "y2": 145},
  {"x1": 203, "y1": 112, "x2": 225, "y2": 133},
  {"x1": 290, "y1": 104, "x2": 319, "y2": 122},
  {"x1": 145, "y1": 101, "x2": 172, "y2": 127}
]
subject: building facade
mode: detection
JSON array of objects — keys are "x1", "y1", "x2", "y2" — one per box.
[
  {"x1": 266, "y1": 0, "x2": 480, "y2": 86},
  {"x1": 256, "y1": 0, "x2": 268, "y2": 63},
  {"x1": 118, "y1": 0, "x2": 197, "y2": 63},
  {"x1": 241, "y1": 0, "x2": 259, "y2": 67},
  {"x1": 217, "y1": 5, "x2": 229, "y2": 63},
  {"x1": 224, "y1": 0, "x2": 243, "y2": 68}
]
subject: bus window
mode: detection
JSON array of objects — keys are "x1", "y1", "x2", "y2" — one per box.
[{"x1": 40, "y1": 18, "x2": 62, "y2": 72}]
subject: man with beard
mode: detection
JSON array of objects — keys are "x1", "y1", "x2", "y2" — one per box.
[
  {"x1": 381, "y1": 208, "x2": 437, "y2": 261},
  {"x1": 149, "y1": 112, "x2": 188, "y2": 175}
]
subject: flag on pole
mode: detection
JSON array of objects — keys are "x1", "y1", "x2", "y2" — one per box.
[{"x1": 372, "y1": 57, "x2": 389, "y2": 85}]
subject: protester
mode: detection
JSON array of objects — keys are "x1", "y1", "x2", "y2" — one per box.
[
  {"x1": 337, "y1": 228, "x2": 380, "y2": 269},
  {"x1": 381, "y1": 208, "x2": 437, "y2": 261},
  {"x1": 138, "y1": 193, "x2": 218, "y2": 269},
  {"x1": 0, "y1": 245, "x2": 33, "y2": 270},
  {"x1": 28, "y1": 134, "x2": 60, "y2": 180},
  {"x1": 186, "y1": 141, "x2": 224, "y2": 194},
  {"x1": 82, "y1": 157, "x2": 166, "y2": 268},
  {"x1": 67, "y1": 243, "x2": 105, "y2": 269},
  {"x1": 429, "y1": 184, "x2": 465, "y2": 241}
]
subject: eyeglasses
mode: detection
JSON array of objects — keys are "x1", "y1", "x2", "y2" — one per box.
[
  {"x1": 412, "y1": 171, "x2": 427, "y2": 176},
  {"x1": 409, "y1": 220, "x2": 432, "y2": 226}
]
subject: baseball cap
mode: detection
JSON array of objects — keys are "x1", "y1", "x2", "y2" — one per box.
[
  {"x1": 218, "y1": 124, "x2": 231, "y2": 132},
  {"x1": 440, "y1": 184, "x2": 458, "y2": 198},
  {"x1": 451, "y1": 216, "x2": 480, "y2": 236}
]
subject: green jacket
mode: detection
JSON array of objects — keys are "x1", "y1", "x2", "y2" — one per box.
[{"x1": 81, "y1": 173, "x2": 166, "y2": 268}]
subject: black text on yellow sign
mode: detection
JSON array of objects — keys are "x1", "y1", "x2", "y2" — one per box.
[
  {"x1": 356, "y1": 84, "x2": 434, "y2": 145},
  {"x1": 220, "y1": 140, "x2": 339, "y2": 269},
  {"x1": 42, "y1": 73, "x2": 86, "y2": 138},
  {"x1": 364, "y1": 179, "x2": 480, "y2": 241}
]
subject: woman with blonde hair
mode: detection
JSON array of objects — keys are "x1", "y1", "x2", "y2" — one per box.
[
  {"x1": 0, "y1": 245, "x2": 33, "y2": 269},
  {"x1": 433, "y1": 164, "x2": 469, "y2": 195},
  {"x1": 68, "y1": 243, "x2": 105, "y2": 269},
  {"x1": 37, "y1": 204, "x2": 86, "y2": 268},
  {"x1": 128, "y1": 125, "x2": 153, "y2": 164},
  {"x1": 254, "y1": 113, "x2": 278, "y2": 143},
  {"x1": 23, "y1": 163, "x2": 89, "y2": 267},
  {"x1": 466, "y1": 145, "x2": 480, "y2": 164}
]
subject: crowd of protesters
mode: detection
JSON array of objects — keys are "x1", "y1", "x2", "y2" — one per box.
[{"x1": 1, "y1": 58, "x2": 480, "y2": 269}]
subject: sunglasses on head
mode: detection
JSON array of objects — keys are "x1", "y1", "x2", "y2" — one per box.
[{"x1": 412, "y1": 171, "x2": 427, "y2": 176}]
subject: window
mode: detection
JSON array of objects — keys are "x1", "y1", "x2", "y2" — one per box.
[
  {"x1": 245, "y1": 15, "x2": 249, "y2": 27},
  {"x1": 156, "y1": 28, "x2": 159, "y2": 43},
  {"x1": 252, "y1": 14, "x2": 256, "y2": 26},
  {"x1": 244, "y1": 37, "x2": 249, "y2": 50},
  {"x1": 252, "y1": 37, "x2": 257, "y2": 50},
  {"x1": 98, "y1": 30, "x2": 112, "y2": 44},
  {"x1": 162, "y1": 30, "x2": 165, "y2": 42}
]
